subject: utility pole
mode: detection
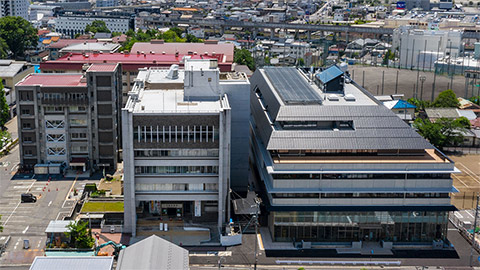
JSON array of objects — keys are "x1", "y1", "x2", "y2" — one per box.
[
  {"x1": 253, "y1": 197, "x2": 261, "y2": 270},
  {"x1": 470, "y1": 193, "x2": 479, "y2": 267},
  {"x1": 420, "y1": 75, "x2": 426, "y2": 100}
]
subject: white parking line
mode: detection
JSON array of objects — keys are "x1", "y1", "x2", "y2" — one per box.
[
  {"x1": 37, "y1": 241, "x2": 41, "y2": 248},
  {"x1": 2, "y1": 181, "x2": 36, "y2": 226},
  {"x1": 22, "y1": 226, "x2": 29, "y2": 234},
  {"x1": 48, "y1": 201, "x2": 52, "y2": 207},
  {"x1": 10, "y1": 163, "x2": 19, "y2": 172},
  {"x1": 466, "y1": 210, "x2": 475, "y2": 219},
  {"x1": 56, "y1": 212, "x2": 69, "y2": 221}
]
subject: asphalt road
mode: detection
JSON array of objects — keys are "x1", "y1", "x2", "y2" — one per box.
[{"x1": 188, "y1": 222, "x2": 480, "y2": 269}]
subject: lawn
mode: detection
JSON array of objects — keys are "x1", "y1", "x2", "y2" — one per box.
[{"x1": 81, "y1": 201, "x2": 124, "y2": 213}]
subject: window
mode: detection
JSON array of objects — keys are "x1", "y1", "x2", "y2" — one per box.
[
  {"x1": 46, "y1": 134, "x2": 65, "y2": 142},
  {"x1": 22, "y1": 122, "x2": 32, "y2": 129},
  {"x1": 71, "y1": 133, "x2": 87, "y2": 139},
  {"x1": 70, "y1": 119, "x2": 87, "y2": 126},
  {"x1": 47, "y1": 147, "x2": 66, "y2": 156},
  {"x1": 45, "y1": 106, "x2": 63, "y2": 112},
  {"x1": 21, "y1": 109, "x2": 31, "y2": 115},
  {"x1": 70, "y1": 106, "x2": 86, "y2": 112},
  {"x1": 23, "y1": 136, "x2": 32, "y2": 143},
  {"x1": 71, "y1": 145, "x2": 88, "y2": 152},
  {"x1": 134, "y1": 166, "x2": 219, "y2": 175},
  {"x1": 46, "y1": 120, "x2": 64, "y2": 129},
  {"x1": 24, "y1": 149, "x2": 33, "y2": 156},
  {"x1": 134, "y1": 149, "x2": 219, "y2": 157}
]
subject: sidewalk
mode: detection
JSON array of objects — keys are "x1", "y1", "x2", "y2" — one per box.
[{"x1": 5, "y1": 116, "x2": 17, "y2": 140}]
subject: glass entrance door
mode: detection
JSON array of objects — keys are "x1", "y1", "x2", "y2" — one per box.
[{"x1": 361, "y1": 228, "x2": 380, "y2": 241}]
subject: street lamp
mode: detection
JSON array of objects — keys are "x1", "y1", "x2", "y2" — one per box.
[
  {"x1": 419, "y1": 75, "x2": 426, "y2": 101},
  {"x1": 86, "y1": 213, "x2": 91, "y2": 231}
]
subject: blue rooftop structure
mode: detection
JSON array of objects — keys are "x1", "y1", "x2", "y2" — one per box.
[
  {"x1": 392, "y1": 99, "x2": 416, "y2": 109},
  {"x1": 316, "y1": 65, "x2": 344, "y2": 84}
]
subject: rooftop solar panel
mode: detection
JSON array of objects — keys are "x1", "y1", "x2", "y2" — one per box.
[{"x1": 264, "y1": 67, "x2": 323, "y2": 105}]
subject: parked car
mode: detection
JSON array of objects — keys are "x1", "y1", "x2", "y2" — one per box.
[{"x1": 21, "y1": 193, "x2": 37, "y2": 203}]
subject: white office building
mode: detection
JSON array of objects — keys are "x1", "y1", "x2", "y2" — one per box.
[
  {"x1": 56, "y1": 15, "x2": 130, "y2": 38},
  {"x1": 393, "y1": 27, "x2": 463, "y2": 69},
  {"x1": 122, "y1": 58, "x2": 249, "y2": 237},
  {"x1": 1, "y1": 0, "x2": 29, "y2": 19}
]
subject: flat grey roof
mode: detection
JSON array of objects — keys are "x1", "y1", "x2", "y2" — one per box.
[
  {"x1": 0, "y1": 61, "x2": 28, "y2": 78},
  {"x1": 30, "y1": 256, "x2": 113, "y2": 270},
  {"x1": 264, "y1": 67, "x2": 323, "y2": 105}
]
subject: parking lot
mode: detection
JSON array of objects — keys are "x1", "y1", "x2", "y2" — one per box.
[{"x1": 0, "y1": 146, "x2": 92, "y2": 266}]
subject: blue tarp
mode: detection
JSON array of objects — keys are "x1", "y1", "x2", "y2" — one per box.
[{"x1": 392, "y1": 99, "x2": 416, "y2": 109}]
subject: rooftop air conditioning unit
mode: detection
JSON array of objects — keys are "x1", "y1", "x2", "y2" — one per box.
[
  {"x1": 344, "y1": 94, "x2": 356, "y2": 101},
  {"x1": 327, "y1": 94, "x2": 339, "y2": 101}
]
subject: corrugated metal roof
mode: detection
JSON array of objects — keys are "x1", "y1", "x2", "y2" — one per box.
[
  {"x1": 316, "y1": 65, "x2": 343, "y2": 84},
  {"x1": 45, "y1": 220, "x2": 71, "y2": 233},
  {"x1": 267, "y1": 136, "x2": 432, "y2": 150},
  {"x1": 264, "y1": 67, "x2": 323, "y2": 105},
  {"x1": 30, "y1": 257, "x2": 113, "y2": 270},
  {"x1": 116, "y1": 235, "x2": 189, "y2": 270}
]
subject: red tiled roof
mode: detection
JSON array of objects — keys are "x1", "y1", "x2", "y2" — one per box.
[
  {"x1": 38, "y1": 29, "x2": 50, "y2": 36},
  {"x1": 471, "y1": 118, "x2": 480, "y2": 128},
  {"x1": 40, "y1": 52, "x2": 233, "y2": 72},
  {"x1": 130, "y1": 42, "x2": 234, "y2": 62},
  {"x1": 17, "y1": 74, "x2": 86, "y2": 87},
  {"x1": 87, "y1": 63, "x2": 118, "y2": 72}
]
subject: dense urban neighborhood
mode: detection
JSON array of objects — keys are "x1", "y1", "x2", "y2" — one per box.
[{"x1": 0, "y1": 0, "x2": 480, "y2": 269}]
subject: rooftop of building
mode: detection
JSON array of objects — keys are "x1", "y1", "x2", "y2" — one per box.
[
  {"x1": 0, "y1": 60, "x2": 30, "y2": 78},
  {"x1": 30, "y1": 257, "x2": 114, "y2": 270},
  {"x1": 40, "y1": 52, "x2": 229, "y2": 72},
  {"x1": 16, "y1": 74, "x2": 86, "y2": 87},
  {"x1": 273, "y1": 149, "x2": 450, "y2": 164},
  {"x1": 47, "y1": 39, "x2": 98, "y2": 49},
  {"x1": 59, "y1": 42, "x2": 120, "y2": 53},
  {"x1": 130, "y1": 41, "x2": 235, "y2": 62},
  {"x1": 251, "y1": 65, "x2": 437, "y2": 152},
  {"x1": 86, "y1": 63, "x2": 118, "y2": 72},
  {"x1": 125, "y1": 62, "x2": 231, "y2": 114}
]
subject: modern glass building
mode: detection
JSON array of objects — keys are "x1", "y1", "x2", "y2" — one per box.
[{"x1": 249, "y1": 65, "x2": 456, "y2": 247}]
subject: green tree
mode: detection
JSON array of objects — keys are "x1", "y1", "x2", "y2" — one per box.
[
  {"x1": 169, "y1": 27, "x2": 184, "y2": 38},
  {"x1": 234, "y1": 48, "x2": 255, "y2": 71},
  {"x1": 432, "y1": 89, "x2": 459, "y2": 108},
  {"x1": 0, "y1": 79, "x2": 9, "y2": 127},
  {"x1": 65, "y1": 221, "x2": 94, "y2": 249},
  {"x1": 0, "y1": 16, "x2": 37, "y2": 58},
  {"x1": 0, "y1": 38, "x2": 8, "y2": 58},
  {"x1": 85, "y1": 20, "x2": 111, "y2": 34},
  {"x1": 469, "y1": 95, "x2": 480, "y2": 105},
  {"x1": 126, "y1": 29, "x2": 136, "y2": 37},
  {"x1": 413, "y1": 117, "x2": 469, "y2": 149},
  {"x1": 297, "y1": 57, "x2": 305, "y2": 67},
  {"x1": 407, "y1": 97, "x2": 431, "y2": 112},
  {"x1": 186, "y1": 34, "x2": 202, "y2": 43}
]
